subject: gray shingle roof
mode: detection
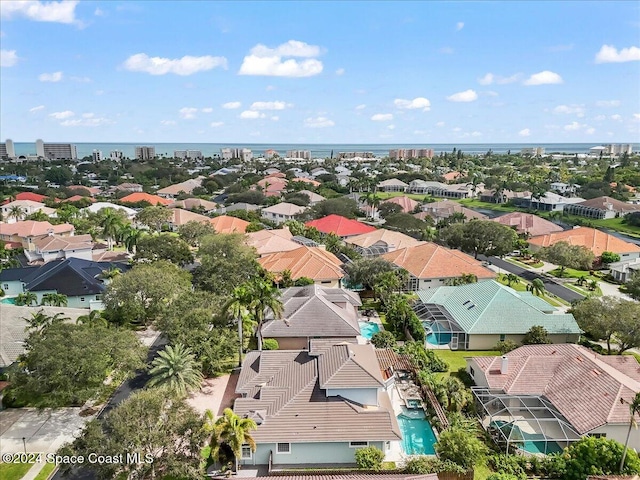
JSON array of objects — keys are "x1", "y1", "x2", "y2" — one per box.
[{"x1": 262, "y1": 286, "x2": 361, "y2": 339}]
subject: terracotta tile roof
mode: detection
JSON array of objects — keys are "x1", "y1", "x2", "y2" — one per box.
[
  {"x1": 2, "y1": 192, "x2": 48, "y2": 204},
  {"x1": 382, "y1": 242, "x2": 496, "y2": 280},
  {"x1": 67, "y1": 185, "x2": 101, "y2": 196},
  {"x1": 492, "y1": 212, "x2": 564, "y2": 236},
  {"x1": 208, "y1": 215, "x2": 250, "y2": 234},
  {"x1": 234, "y1": 345, "x2": 401, "y2": 444},
  {"x1": 156, "y1": 177, "x2": 204, "y2": 196},
  {"x1": 0, "y1": 221, "x2": 74, "y2": 238},
  {"x1": 291, "y1": 177, "x2": 321, "y2": 187},
  {"x1": 169, "y1": 208, "x2": 211, "y2": 226},
  {"x1": 169, "y1": 198, "x2": 217, "y2": 211},
  {"x1": 119, "y1": 192, "x2": 172, "y2": 205},
  {"x1": 298, "y1": 190, "x2": 326, "y2": 203},
  {"x1": 572, "y1": 196, "x2": 640, "y2": 214},
  {"x1": 346, "y1": 228, "x2": 424, "y2": 252},
  {"x1": 246, "y1": 228, "x2": 301, "y2": 256},
  {"x1": 261, "y1": 202, "x2": 307, "y2": 216},
  {"x1": 383, "y1": 195, "x2": 419, "y2": 213},
  {"x1": 376, "y1": 348, "x2": 414, "y2": 373},
  {"x1": 528, "y1": 227, "x2": 640, "y2": 255},
  {"x1": 417, "y1": 200, "x2": 488, "y2": 222},
  {"x1": 472, "y1": 344, "x2": 640, "y2": 434},
  {"x1": 443, "y1": 171, "x2": 464, "y2": 182},
  {"x1": 259, "y1": 246, "x2": 344, "y2": 281},
  {"x1": 306, "y1": 214, "x2": 377, "y2": 237},
  {"x1": 33, "y1": 234, "x2": 93, "y2": 252},
  {"x1": 63, "y1": 195, "x2": 95, "y2": 203},
  {"x1": 262, "y1": 285, "x2": 361, "y2": 339}
]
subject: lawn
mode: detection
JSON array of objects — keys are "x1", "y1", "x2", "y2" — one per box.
[
  {"x1": 435, "y1": 350, "x2": 500, "y2": 377},
  {"x1": 376, "y1": 191, "x2": 432, "y2": 201},
  {"x1": 33, "y1": 463, "x2": 56, "y2": 480},
  {"x1": 0, "y1": 462, "x2": 35, "y2": 480},
  {"x1": 474, "y1": 463, "x2": 494, "y2": 480},
  {"x1": 458, "y1": 198, "x2": 516, "y2": 213}
]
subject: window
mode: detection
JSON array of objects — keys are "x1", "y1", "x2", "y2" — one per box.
[
  {"x1": 321, "y1": 280, "x2": 332, "y2": 284},
  {"x1": 408, "y1": 277, "x2": 419, "y2": 291},
  {"x1": 3, "y1": 284, "x2": 7, "y2": 289},
  {"x1": 80, "y1": 297, "x2": 85, "y2": 302},
  {"x1": 241, "y1": 445, "x2": 252, "y2": 459},
  {"x1": 499, "y1": 334, "x2": 506, "y2": 342},
  {"x1": 469, "y1": 367, "x2": 475, "y2": 377},
  {"x1": 276, "y1": 443, "x2": 291, "y2": 454},
  {"x1": 349, "y1": 441, "x2": 369, "y2": 448}
]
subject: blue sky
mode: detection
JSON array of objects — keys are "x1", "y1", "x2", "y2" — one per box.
[{"x1": 1, "y1": 0, "x2": 639, "y2": 143}]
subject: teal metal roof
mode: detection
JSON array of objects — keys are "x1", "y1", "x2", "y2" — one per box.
[{"x1": 415, "y1": 280, "x2": 581, "y2": 335}]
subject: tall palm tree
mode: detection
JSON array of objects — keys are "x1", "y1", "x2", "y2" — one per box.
[
  {"x1": 529, "y1": 278, "x2": 545, "y2": 296},
  {"x1": 223, "y1": 285, "x2": 253, "y2": 367},
  {"x1": 248, "y1": 277, "x2": 284, "y2": 351},
  {"x1": 8, "y1": 205, "x2": 25, "y2": 222},
  {"x1": 100, "y1": 209, "x2": 124, "y2": 250},
  {"x1": 620, "y1": 392, "x2": 640, "y2": 472},
  {"x1": 444, "y1": 377, "x2": 472, "y2": 412},
  {"x1": 147, "y1": 343, "x2": 204, "y2": 397},
  {"x1": 40, "y1": 293, "x2": 68, "y2": 307},
  {"x1": 120, "y1": 225, "x2": 143, "y2": 253},
  {"x1": 364, "y1": 190, "x2": 381, "y2": 220},
  {"x1": 205, "y1": 407, "x2": 257, "y2": 473},
  {"x1": 504, "y1": 273, "x2": 519, "y2": 287}
]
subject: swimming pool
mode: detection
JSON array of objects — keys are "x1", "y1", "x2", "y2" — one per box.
[
  {"x1": 490, "y1": 421, "x2": 563, "y2": 455},
  {"x1": 359, "y1": 321, "x2": 380, "y2": 339},
  {"x1": 1, "y1": 297, "x2": 16, "y2": 305},
  {"x1": 397, "y1": 407, "x2": 437, "y2": 455},
  {"x1": 423, "y1": 322, "x2": 452, "y2": 346}
]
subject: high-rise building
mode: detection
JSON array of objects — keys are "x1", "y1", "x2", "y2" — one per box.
[
  {"x1": 110, "y1": 150, "x2": 124, "y2": 161},
  {"x1": 135, "y1": 146, "x2": 156, "y2": 160},
  {"x1": 0, "y1": 139, "x2": 15, "y2": 160},
  {"x1": 286, "y1": 149, "x2": 311, "y2": 160},
  {"x1": 174, "y1": 150, "x2": 188, "y2": 159},
  {"x1": 521, "y1": 147, "x2": 545, "y2": 156},
  {"x1": 605, "y1": 144, "x2": 633, "y2": 155},
  {"x1": 35, "y1": 139, "x2": 78, "y2": 160},
  {"x1": 220, "y1": 147, "x2": 252, "y2": 162},
  {"x1": 389, "y1": 148, "x2": 434, "y2": 160},
  {"x1": 91, "y1": 150, "x2": 103, "y2": 162},
  {"x1": 187, "y1": 150, "x2": 203, "y2": 160}
]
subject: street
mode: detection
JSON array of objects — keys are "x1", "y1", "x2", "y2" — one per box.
[{"x1": 482, "y1": 255, "x2": 585, "y2": 304}]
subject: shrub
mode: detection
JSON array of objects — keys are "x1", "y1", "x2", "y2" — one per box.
[
  {"x1": 435, "y1": 427, "x2": 488, "y2": 470},
  {"x1": 522, "y1": 325, "x2": 551, "y2": 345},
  {"x1": 486, "y1": 474, "x2": 525, "y2": 480},
  {"x1": 354, "y1": 446, "x2": 384, "y2": 470},
  {"x1": 403, "y1": 457, "x2": 466, "y2": 474},
  {"x1": 563, "y1": 436, "x2": 640, "y2": 480},
  {"x1": 262, "y1": 339, "x2": 279, "y2": 350},
  {"x1": 496, "y1": 340, "x2": 519, "y2": 354},
  {"x1": 488, "y1": 454, "x2": 527, "y2": 476},
  {"x1": 371, "y1": 330, "x2": 396, "y2": 349}
]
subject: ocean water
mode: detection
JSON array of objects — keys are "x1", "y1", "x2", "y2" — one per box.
[{"x1": 11, "y1": 142, "x2": 638, "y2": 159}]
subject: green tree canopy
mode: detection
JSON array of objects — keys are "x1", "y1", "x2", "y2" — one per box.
[
  {"x1": 439, "y1": 220, "x2": 518, "y2": 259},
  {"x1": 177, "y1": 220, "x2": 216, "y2": 247},
  {"x1": 192, "y1": 233, "x2": 261, "y2": 295},
  {"x1": 600, "y1": 251, "x2": 621, "y2": 264},
  {"x1": 57, "y1": 389, "x2": 207, "y2": 480},
  {"x1": 625, "y1": 270, "x2": 640, "y2": 301},
  {"x1": 522, "y1": 325, "x2": 552, "y2": 345},
  {"x1": 7, "y1": 323, "x2": 145, "y2": 408},
  {"x1": 540, "y1": 241, "x2": 595, "y2": 274},
  {"x1": 134, "y1": 234, "x2": 194, "y2": 266},
  {"x1": 134, "y1": 206, "x2": 173, "y2": 232},
  {"x1": 104, "y1": 260, "x2": 192, "y2": 326},
  {"x1": 435, "y1": 426, "x2": 488, "y2": 470},
  {"x1": 344, "y1": 257, "x2": 396, "y2": 290},
  {"x1": 563, "y1": 436, "x2": 640, "y2": 480},
  {"x1": 147, "y1": 343, "x2": 204, "y2": 396},
  {"x1": 308, "y1": 197, "x2": 360, "y2": 219}
]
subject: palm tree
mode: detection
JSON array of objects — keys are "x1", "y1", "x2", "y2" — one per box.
[
  {"x1": 449, "y1": 212, "x2": 467, "y2": 224},
  {"x1": 76, "y1": 310, "x2": 108, "y2": 328},
  {"x1": 100, "y1": 209, "x2": 124, "y2": 250},
  {"x1": 620, "y1": 392, "x2": 640, "y2": 472},
  {"x1": 444, "y1": 377, "x2": 472, "y2": 412},
  {"x1": 504, "y1": 273, "x2": 519, "y2": 287},
  {"x1": 99, "y1": 267, "x2": 122, "y2": 284},
  {"x1": 364, "y1": 190, "x2": 381, "y2": 220},
  {"x1": 529, "y1": 278, "x2": 546, "y2": 296},
  {"x1": 8, "y1": 205, "x2": 25, "y2": 222},
  {"x1": 40, "y1": 293, "x2": 68, "y2": 307},
  {"x1": 147, "y1": 343, "x2": 204, "y2": 397},
  {"x1": 247, "y1": 277, "x2": 284, "y2": 351},
  {"x1": 205, "y1": 407, "x2": 257, "y2": 473},
  {"x1": 24, "y1": 309, "x2": 69, "y2": 333},
  {"x1": 15, "y1": 292, "x2": 38, "y2": 306},
  {"x1": 119, "y1": 225, "x2": 143, "y2": 253},
  {"x1": 223, "y1": 285, "x2": 253, "y2": 367}
]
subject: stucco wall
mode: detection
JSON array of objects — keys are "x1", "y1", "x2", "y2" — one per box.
[
  {"x1": 589, "y1": 423, "x2": 640, "y2": 451},
  {"x1": 241, "y1": 441, "x2": 385, "y2": 466},
  {"x1": 1, "y1": 280, "x2": 24, "y2": 297},
  {"x1": 326, "y1": 387, "x2": 379, "y2": 406},
  {"x1": 467, "y1": 334, "x2": 580, "y2": 351}
]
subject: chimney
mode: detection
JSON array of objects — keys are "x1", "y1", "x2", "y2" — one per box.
[{"x1": 500, "y1": 356, "x2": 508, "y2": 375}]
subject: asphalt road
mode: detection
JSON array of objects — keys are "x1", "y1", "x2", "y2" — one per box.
[
  {"x1": 52, "y1": 334, "x2": 166, "y2": 480},
  {"x1": 482, "y1": 255, "x2": 585, "y2": 303}
]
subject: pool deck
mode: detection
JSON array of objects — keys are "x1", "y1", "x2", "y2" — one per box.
[{"x1": 357, "y1": 312, "x2": 384, "y2": 345}]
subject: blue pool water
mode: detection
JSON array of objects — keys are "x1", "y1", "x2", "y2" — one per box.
[
  {"x1": 424, "y1": 322, "x2": 452, "y2": 345},
  {"x1": 1, "y1": 297, "x2": 16, "y2": 304},
  {"x1": 359, "y1": 321, "x2": 380, "y2": 339},
  {"x1": 491, "y1": 421, "x2": 562, "y2": 455},
  {"x1": 397, "y1": 407, "x2": 437, "y2": 455}
]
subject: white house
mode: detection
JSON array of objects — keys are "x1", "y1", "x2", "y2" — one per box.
[{"x1": 261, "y1": 202, "x2": 306, "y2": 225}]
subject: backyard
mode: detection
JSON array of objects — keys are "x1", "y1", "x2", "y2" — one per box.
[{"x1": 435, "y1": 349, "x2": 500, "y2": 379}]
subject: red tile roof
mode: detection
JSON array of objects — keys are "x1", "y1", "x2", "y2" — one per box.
[
  {"x1": 259, "y1": 246, "x2": 344, "y2": 281},
  {"x1": 306, "y1": 214, "x2": 376, "y2": 237},
  {"x1": 209, "y1": 215, "x2": 250, "y2": 234},
  {"x1": 382, "y1": 195, "x2": 419, "y2": 213},
  {"x1": 528, "y1": 226, "x2": 640, "y2": 256},
  {"x1": 2, "y1": 192, "x2": 48, "y2": 204},
  {"x1": 119, "y1": 192, "x2": 172, "y2": 206},
  {"x1": 492, "y1": 212, "x2": 564, "y2": 237},
  {"x1": 0, "y1": 221, "x2": 74, "y2": 238},
  {"x1": 63, "y1": 195, "x2": 96, "y2": 203}
]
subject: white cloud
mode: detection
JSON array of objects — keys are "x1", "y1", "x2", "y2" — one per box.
[
  {"x1": 452, "y1": 127, "x2": 462, "y2": 132},
  {"x1": 69, "y1": 75, "x2": 91, "y2": 82},
  {"x1": 179, "y1": 107, "x2": 198, "y2": 119},
  {"x1": 485, "y1": 90, "x2": 499, "y2": 97},
  {"x1": 29, "y1": 105, "x2": 45, "y2": 112},
  {"x1": 564, "y1": 121, "x2": 585, "y2": 131},
  {"x1": 239, "y1": 110, "x2": 265, "y2": 119},
  {"x1": 39, "y1": 71, "x2": 63, "y2": 82},
  {"x1": 210, "y1": 121, "x2": 224, "y2": 127},
  {"x1": 553, "y1": 104, "x2": 585, "y2": 117},
  {"x1": 634, "y1": 113, "x2": 640, "y2": 120},
  {"x1": 304, "y1": 116, "x2": 334, "y2": 128},
  {"x1": 593, "y1": 115, "x2": 607, "y2": 121},
  {"x1": 60, "y1": 116, "x2": 112, "y2": 127},
  {"x1": 477, "y1": 72, "x2": 520, "y2": 85},
  {"x1": 335, "y1": 68, "x2": 345, "y2": 76},
  {"x1": 201, "y1": 107, "x2": 213, "y2": 113},
  {"x1": 471, "y1": 131, "x2": 482, "y2": 137},
  {"x1": 394, "y1": 97, "x2": 431, "y2": 111},
  {"x1": 355, "y1": 104, "x2": 366, "y2": 110},
  {"x1": 49, "y1": 110, "x2": 74, "y2": 119},
  {"x1": 1, "y1": 0, "x2": 79, "y2": 24},
  {"x1": 436, "y1": 121, "x2": 445, "y2": 127},
  {"x1": 523, "y1": 70, "x2": 563, "y2": 85},
  {"x1": 222, "y1": 101, "x2": 241, "y2": 109},
  {"x1": 447, "y1": 89, "x2": 478, "y2": 102},
  {"x1": 478, "y1": 73, "x2": 494, "y2": 85},
  {"x1": 239, "y1": 40, "x2": 323, "y2": 77},
  {"x1": 387, "y1": 125, "x2": 396, "y2": 130},
  {"x1": 123, "y1": 53, "x2": 228, "y2": 76},
  {"x1": 371, "y1": 113, "x2": 394, "y2": 121},
  {"x1": 94, "y1": 7, "x2": 104, "y2": 16},
  {"x1": 438, "y1": 46, "x2": 454, "y2": 54},
  {"x1": 594, "y1": 44, "x2": 640, "y2": 63},
  {"x1": 160, "y1": 120, "x2": 176, "y2": 126},
  {"x1": 519, "y1": 128, "x2": 531, "y2": 137},
  {"x1": 82, "y1": 113, "x2": 94, "y2": 118},
  {"x1": 0, "y1": 49, "x2": 18, "y2": 67},
  {"x1": 249, "y1": 101, "x2": 290, "y2": 111},
  {"x1": 585, "y1": 127, "x2": 596, "y2": 135},
  {"x1": 595, "y1": 100, "x2": 621, "y2": 107},
  {"x1": 266, "y1": 85, "x2": 276, "y2": 91},
  {"x1": 456, "y1": 22, "x2": 464, "y2": 31},
  {"x1": 610, "y1": 114, "x2": 622, "y2": 121}
]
